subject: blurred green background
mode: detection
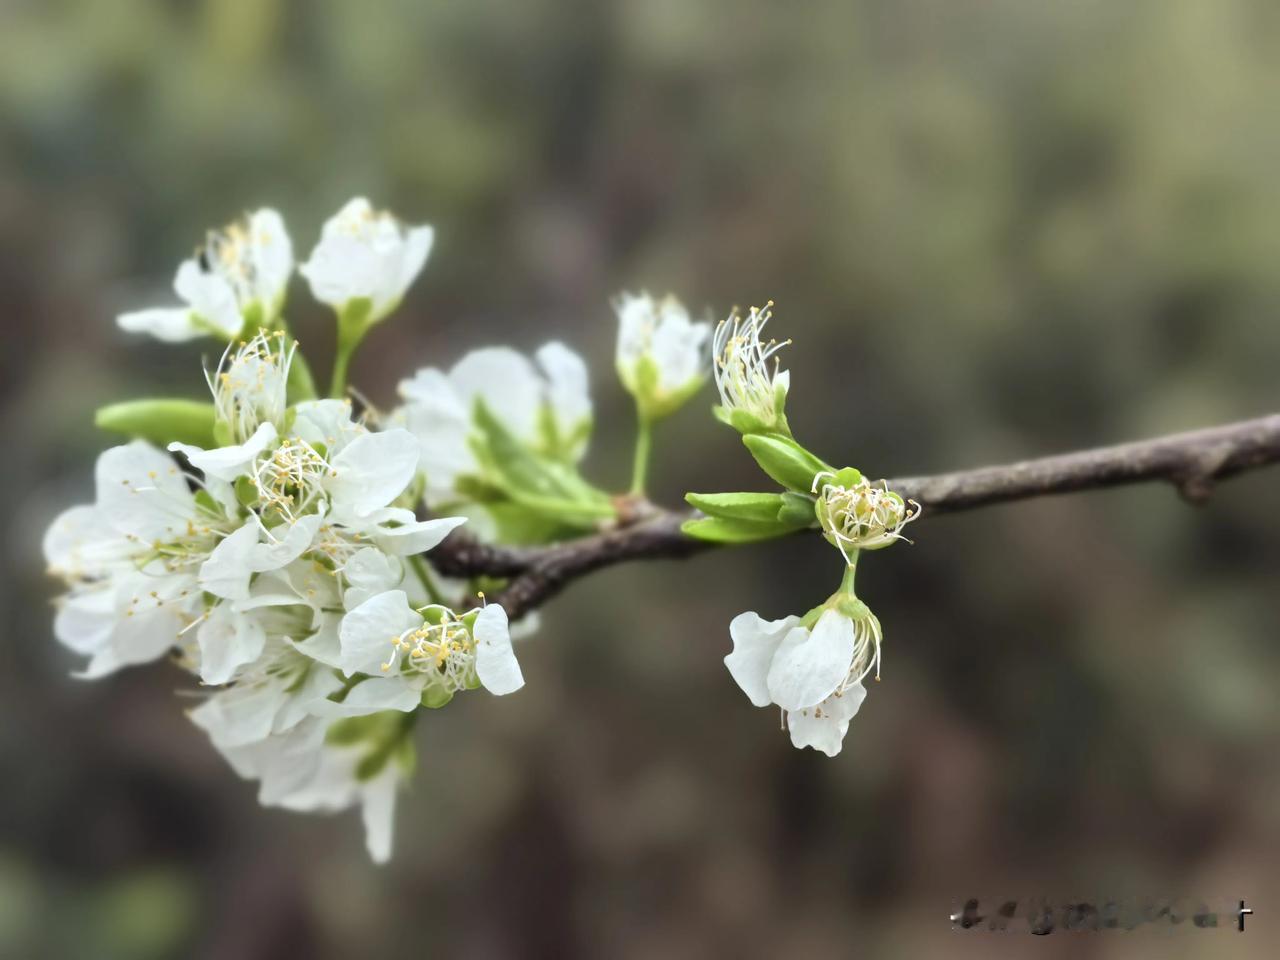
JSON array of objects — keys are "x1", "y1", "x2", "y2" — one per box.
[{"x1": 3, "y1": 0, "x2": 1280, "y2": 957}]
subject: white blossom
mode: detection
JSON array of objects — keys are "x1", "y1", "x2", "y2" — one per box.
[
  {"x1": 395, "y1": 343, "x2": 593, "y2": 505},
  {"x1": 299, "y1": 197, "x2": 434, "y2": 323},
  {"x1": 724, "y1": 606, "x2": 880, "y2": 757},
  {"x1": 615, "y1": 292, "x2": 710, "y2": 419},
  {"x1": 43, "y1": 441, "x2": 237, "y2": 678},
  {"x1": 336, "y1": 591, "x2": 522, "y2": 713},
  {"x1": 118, "y1": 208, "x2": 293, "y2": 342}
]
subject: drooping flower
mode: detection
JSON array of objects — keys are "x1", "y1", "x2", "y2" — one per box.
[
  {"x1": 813, "y1": 471, "x2": 921, "y2": 563},
  {"x1": 395, "y1": 343, "x2": 593, "y2": 506},
  {"x1": 712, "y1": 300, "x2": 791, "y2": 435},
  {"x1": 614, "y1": 292, "x2": 711, "y2": 420},
  {"x1": 118, "y1": 208, "x2": 293, "y2": 342},
  {"x1": 724, "y1": 603, "x2": 881, "y2": 757},
  {"x1": 299, "y1": 197, "x2": 434, "y2": 325}
]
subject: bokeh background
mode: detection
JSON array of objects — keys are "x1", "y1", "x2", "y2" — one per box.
[{"x1": 3, "y1": 0, "x2": 1280, "y2": 957}]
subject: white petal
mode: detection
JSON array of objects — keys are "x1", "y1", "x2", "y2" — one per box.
[
  {"x1": 342, "y1": 547, "x2": 404, "y2": 609},
  {"x1": 83, "y1": 599, "x2": 186, "y2": 678},
  {"x1": 338, "y1": 590, "x2": 421, "y2": 676},
  {"x1": 361, "y1": 765, "x2": 400, "y2": 863},
  {"x1": 43, "y1": 505, "x2": 125, "y2": 577},
  {"x1": 200, "y1": 522, "x2": 260, "y2": 601},
  {"x1": 724, "y1": 612, "x2": 799, "y2": 708},
  {"x1": 291, "y1": 399, "x2": 361, "y2": 454},
  {"x1": 173, "y1": 259, "x2": 242, "y2": 337},
  {"x1": 614, "y1": 292, "x2": 654, "y2": 370},
  {"x1": 247, "y1": 208, "x2": 293, "y2": 308},
  {"x1": 766, "y1": 610, "x2": 856, "y2": 712},
  {"x1": 650, "y1": 305, "x2": 709, "y2": 391},
  {"x1": 327, "y1": 430, "x2": 419, "y2": 520},
  {"x1": 390, "y1": 225, "x2": 434, "y2": 312},
  {"x1": 373, "y1": 515, "x2": 466, "y2": 556},
  {"x1": 95, "y1": 442, "x2": 196, "y2": 542},
  {"x1": 396, "y1": 369, "x2": 475, "y2": 502},
  {"x1": 786, "y1": 684, "x2": 867, "y2": 757},
  {"x1": 474, "y1": 604, "x2": 523, "y2": 695},
  {"x1": 170, "y1": 422, "x2": 277, "y2": 482},
  {"x1": 288, "y1": 612, "x2": 345, "y2": 668},
  {"x1": 448, "y1": 347, "x2": 543, "y2": 442},
  {"x1": 248, "y1": 512, "x2": 324, "y2": 572},
  {"x1": 196, "y1": 603, "x2": 267, "y2": 685},
  {"x1": 310, "y1": 675, "x2": 421, "y2": 716},
  {"x1": 190, "y1": 679, "x2": 287, "y2": 749},
  {"x1": 116, "y1": 307, "x2": 202, "y2": 342},
  {"x1": 53, "y1": 588, "x2": 116, "y2": 656},
  {"x1": 536, "y1": 341, "x2": 592, "y2": 442}
]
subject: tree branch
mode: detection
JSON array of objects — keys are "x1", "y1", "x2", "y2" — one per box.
[{"x1": 429, "y1": 412, "x2": 1280, "y2": 619}]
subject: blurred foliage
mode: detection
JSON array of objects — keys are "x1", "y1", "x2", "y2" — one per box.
[{"x1": 3, "y1": 0, "x2": 1280, "y2": 957}]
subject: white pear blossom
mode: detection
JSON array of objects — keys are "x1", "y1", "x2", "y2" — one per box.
[
  {"x1": 43, "y1": 441, "x2": 238, "y2": 677},
  {"x1": 615, "y1": 292, "x2": 711, "y2": 419},
  {"x1": 724, "y1": 605, "x2": 881, "y2": 757},
  {"x1": 118, "y1": 208, "x2": 293, "y2": 342},
  {"x1": 813, "y1": 472, "x2": 921, "y2": 563},
  {"x1": 395, "y1": 343, "x2": 593, "y2": 505},
  {"x1": 336, "y1": 591, "x2": 522, "y2": 714},
  {"x1": 299, "y1": 197, "x2": 434, "y2": 323},
  {"x1": 712, "y1": 300, "x2": 791, "y2": 434}
]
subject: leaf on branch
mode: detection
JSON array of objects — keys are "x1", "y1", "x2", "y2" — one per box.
[{"x1": 742, "y1": 433, "x2": 834, "y2": 493}]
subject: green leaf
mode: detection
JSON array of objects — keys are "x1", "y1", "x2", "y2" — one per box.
[
  {"x1": 685, "y1": 491, "x2": 786, "y2": 523},
  {"x1": 742, "y1": 433, "x2": 833, "y2": 493},
  {"x1": 777, "y1": 491, "x2": 818, "y2": 527},
  {"x1": 681, "y1": 515, "x2": 803, "y2": 544},
  {"x1": 95, "y1": 399, "x2": 216, "y2": 448},
  {"x1": 471, "y1": 399, "x2": 614, "y2": 526}
]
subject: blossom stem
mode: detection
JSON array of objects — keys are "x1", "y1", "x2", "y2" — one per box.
[
  {"x1": 630, "y1": 415, "x2": 653, "y2": 495},
  {"x1": 330, "y1": 302, "x2": 373, "y2": 398},
  {"x1": 408, "y1": 554, "x2": 447, "y2": 606},
  {"x1": 839, "y1": 551, "x2": 860, "y2": 594}
]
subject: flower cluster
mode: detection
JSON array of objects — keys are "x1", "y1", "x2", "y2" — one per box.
[{"x1": 46, "y1": 201, "x2": 528, "y2": 862}]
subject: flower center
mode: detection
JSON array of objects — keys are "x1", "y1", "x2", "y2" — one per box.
[{"x1": 383, "y1": 613, "x2": 475, "y2": 691}]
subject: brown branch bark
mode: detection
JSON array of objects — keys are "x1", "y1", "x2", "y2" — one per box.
[{"x1": 429, "y1": 412, "x2": 1280, "y2": 619}]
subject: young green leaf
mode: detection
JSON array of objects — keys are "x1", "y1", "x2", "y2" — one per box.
[
  {"x1": 681, "y1": 515, "x2": 805, "y2": 544},
  {"x1": 741, "y1": 434, "x2": 833, "y2": 493},
  {"x1": 685, "y1": 491, "x2": 787, "y2": 523},
  {"x1": 95, "y1": 399, "x2": 217, "y2": 448}
]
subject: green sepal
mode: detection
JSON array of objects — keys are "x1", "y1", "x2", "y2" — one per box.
[
  {"x1": 325, "y1": 714, "x2": 374, "y2": 746},
  {"x1": 287, "y1": 350, "x2": 319, "y2": 403},
  {"x1": 234, "y1": 475, "x2": 258, "y2": 508},
  {"x1": 742, "y1": 433, "x2": 833, "y2": 493},
  {"x1": 712, "y1": 404, "x2": 791, "y2": 438},
  {"x1": 421, "y1": 684, "x2": 454, "y2": 709},
  {"x1": 95, "y1": 399, "x2": 216, "y2": 449},
  {"x1": 681, "y1": 515, "x2": 805, "y2": 544},
  {"x1": 685, "y1": 491, "x2": 786, "y2": 523},
  {"x1": 818, "y1": 466, "x2": 863, "y2": 491},
  {"x1": 355, "y1": 746, "x2": 392, "y2": 782}
]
